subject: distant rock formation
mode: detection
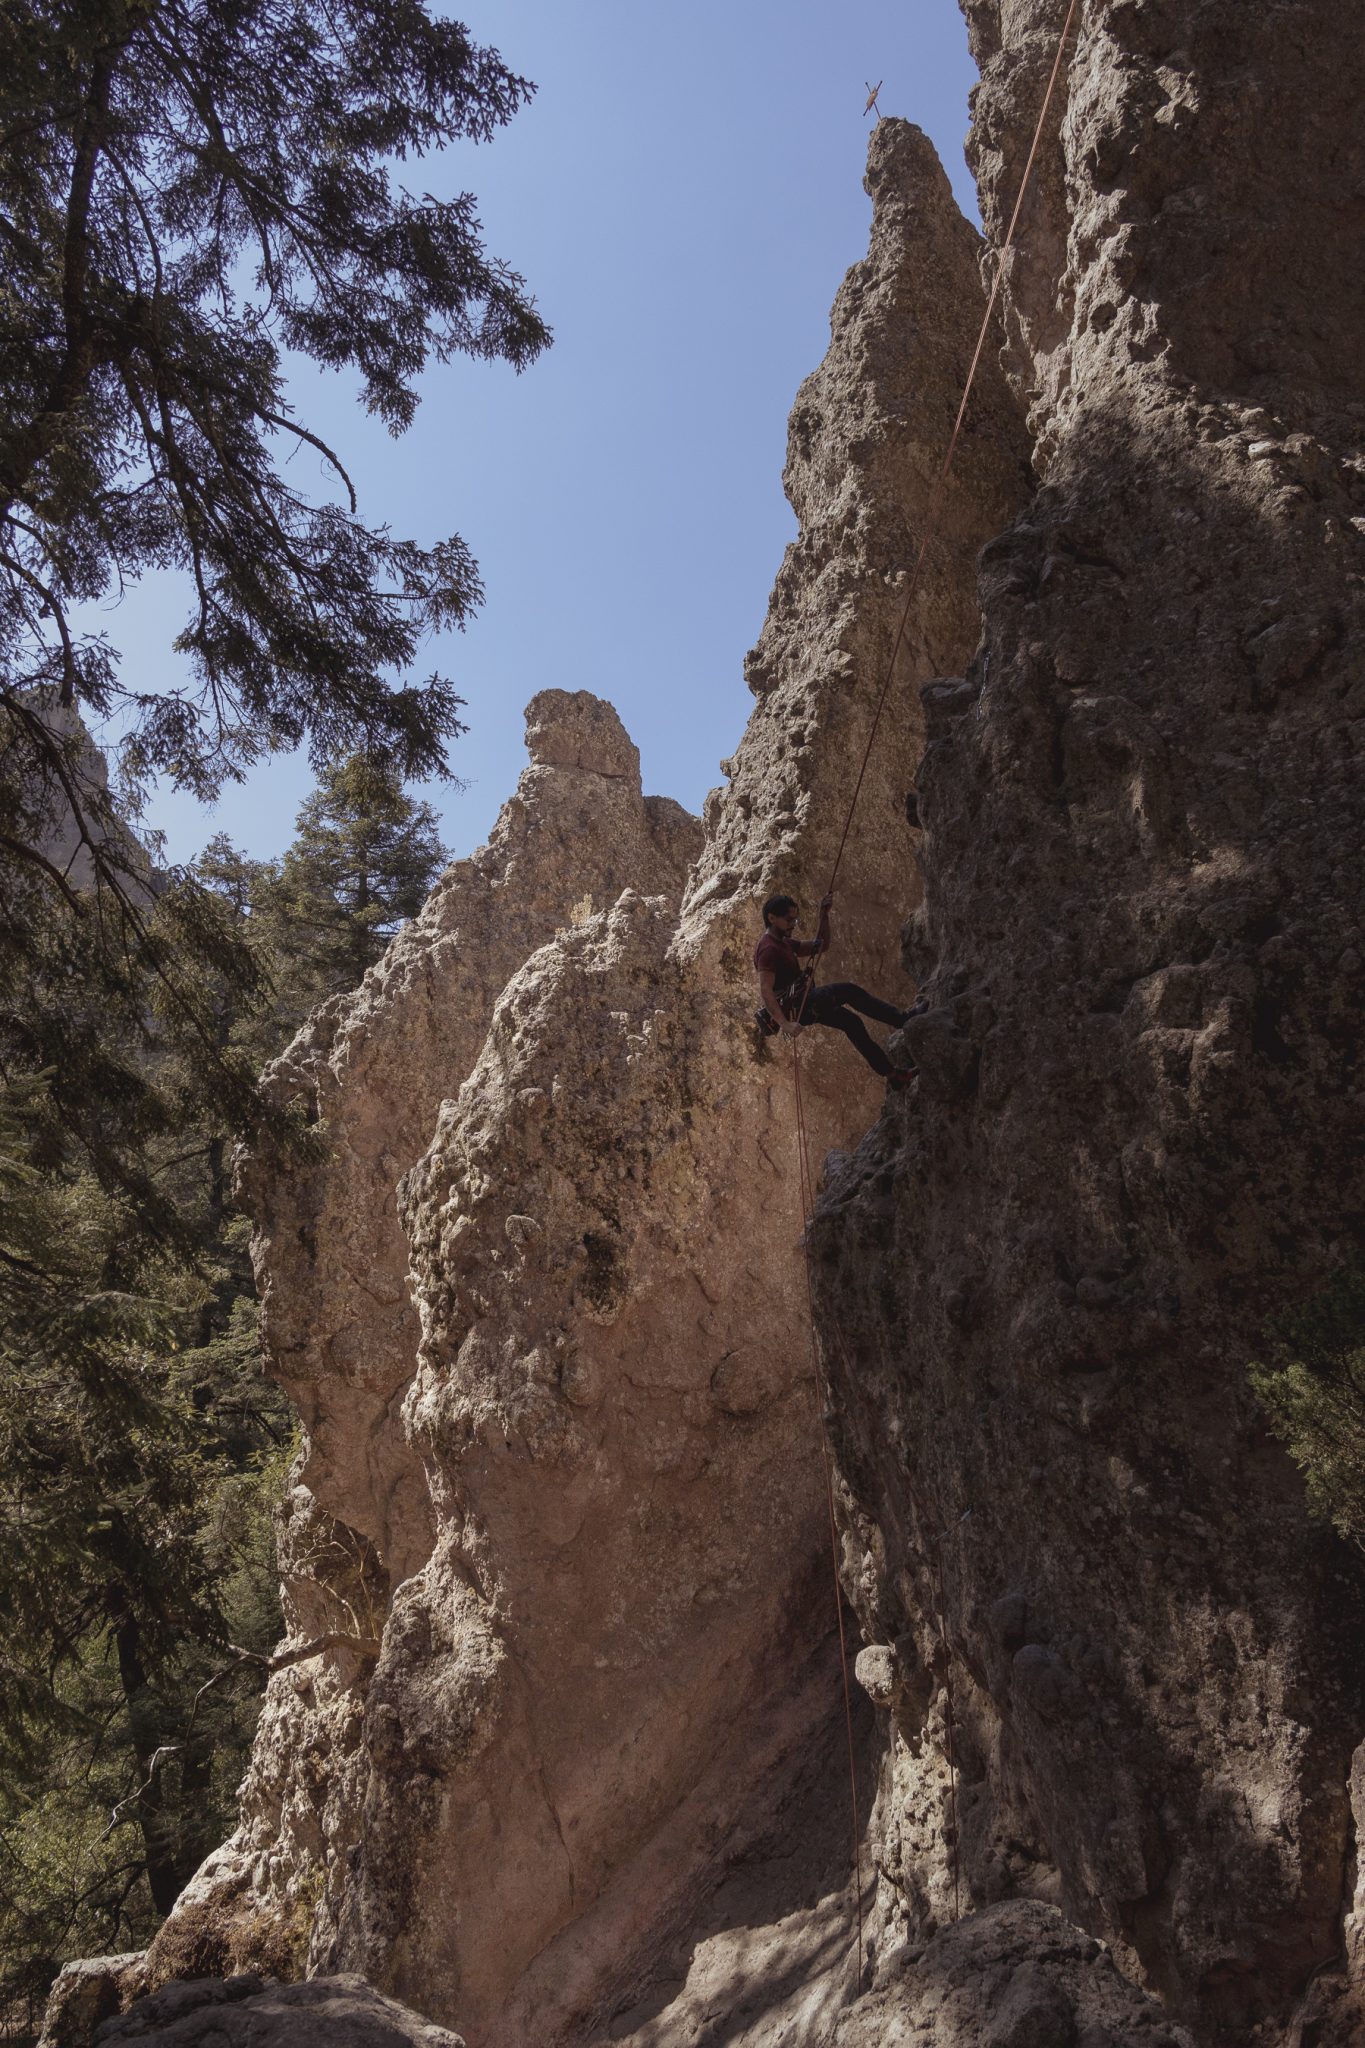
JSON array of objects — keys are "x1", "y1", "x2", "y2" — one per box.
[{"x1": 8, "y1": 687, "x2": 154, "y2": 901}]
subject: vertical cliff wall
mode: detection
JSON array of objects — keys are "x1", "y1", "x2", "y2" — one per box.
[
  {"x1": 150, "y1": 119, "x2": 1029, "y2": 2047},
  {"x1": 812, "y1": 3, "x2": 1365, "y2": 2044}
]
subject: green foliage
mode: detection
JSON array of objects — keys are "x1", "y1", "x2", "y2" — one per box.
[
  {"x1": 0, "y1": 740, "x2": 446, "y2": 2003},
  {"x1": 196, "y1": 756, "x2": 449, "y2": 1047},
  {"x1": 259, "y1": 755, "x2": 449, "y2": 1025},
  {"x1": 0, "y1": 1077, "x2": 290, "y2": 2003},
  {"x1": 0, "y1": 0, "x2": 543, "y2": 1316},
  {"x1": 1, "y1": 0, "x2": 547, "y2": 802},
  {"x1": 1, "y1": 0, "x2": 524, "y2": 1994},
  {"x1": 0, "y1": 1424, "x2": 285, "y2": 2004},
  {"x1": 0, "y1": 748, "x2": 277, "y2": 1258},
  {"x1": 1, "y1": 1691, "x2": 152, "y2": 2010},
  {"x1": 0, "y1": 1073, "x2": 198, "y2": 1688},
  {"x1": 1250, "y1": 1263, "x2": 1365, "y2": 1552}
]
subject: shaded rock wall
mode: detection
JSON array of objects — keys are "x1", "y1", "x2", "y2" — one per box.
[
  {"x1": 835, "y1": 1900, "x2": 1188, "y2": 2048},
  {"x1": 18, "y1": 688, "x2": 156, "y2": 900},
  {"x1": 812, "y1": 2, "x2": 1365, "y2": 2043},
  {"x1": 151, "y1": 119, "x2": 1029, "y2": 2047}
]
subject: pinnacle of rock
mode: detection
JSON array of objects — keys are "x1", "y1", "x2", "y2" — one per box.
[
  {"x1": 147, "y1": 111, "x2": 1027, "y2": 2045},
  {"x1": 523, "y1": 688, "x2": 641, "y2": 779}
]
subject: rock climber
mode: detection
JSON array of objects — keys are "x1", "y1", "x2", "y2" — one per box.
[{"x1": 754, "y1": 891, "x2": 916, "y2": 1088}]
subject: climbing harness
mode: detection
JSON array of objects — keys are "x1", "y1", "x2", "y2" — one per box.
[
  {"x1": 752, "y1": 918, "x2": 825, "y2": 1037},
  {"x1": 783, "y1": 0, "x2": 1079, "y2": 1982},
  {"x1": 754, "y1": 963, "x2": 815, "y2": 1037}
]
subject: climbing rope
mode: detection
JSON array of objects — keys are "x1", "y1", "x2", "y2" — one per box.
[
  {"x1": 791, "y1": 1036, "x2": 867, "y2": 1981},
  {"x1": 823, "y1": 0, "x2": 1080, "y2": 905},
  {"x1": 783, "y1": 0, "x2": 1079, "y2": 1980}
]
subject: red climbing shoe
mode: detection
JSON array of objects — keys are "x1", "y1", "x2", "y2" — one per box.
[{"x1": 888, "y1": 1068, "x2": 918, "y2": 1091}]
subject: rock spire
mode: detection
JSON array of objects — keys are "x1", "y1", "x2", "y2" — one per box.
[{"x1": 148, "y1": 118, "x2": 1028, "y2": 2046}]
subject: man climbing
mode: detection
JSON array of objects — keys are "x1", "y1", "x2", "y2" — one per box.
[{"x1": 755, "y1": 891, "x2": 916, "y2": 1088}]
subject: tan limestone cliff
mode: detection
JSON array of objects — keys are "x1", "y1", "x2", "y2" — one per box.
[
  {"x1": 148, "y1": 117, "x2": 1030, "y2": 2048},
  {"x1": 811, "y1": 4, "x2": 1365, "y2": 2046}
]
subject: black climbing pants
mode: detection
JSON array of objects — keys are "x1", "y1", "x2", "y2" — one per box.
[{"x1": 797, "y1": 982, "x2": 903, "y2": 1077}]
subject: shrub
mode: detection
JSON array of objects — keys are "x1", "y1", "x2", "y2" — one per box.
[{"x1": 1250, "y1": 1262, "x2": 1365, "y2": 1553}]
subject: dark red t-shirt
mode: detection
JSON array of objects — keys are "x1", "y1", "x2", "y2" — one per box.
[{"x1": 754, "y1": 930, "x2": 807, "y2": 997}]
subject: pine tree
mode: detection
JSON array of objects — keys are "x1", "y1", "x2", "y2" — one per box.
[
  {"x1": 0, "y1": 753, "x2": 447, "y2": 2004},
  {"x1": 0, "y1": 0, "x2": 546, "y2": 1265},
  {"x1": 1, "y1": 0, "x2": 547, "y2": 819},
  {"x1": 0, "y1": 1073, "x2": 289, "y2": 2003},
  {"x1": 191, "y1": 832, "x2": 283, "y2": 1084},
  {"x1": 259, "y1": 756, "x2": 449, "y2": 1031},
  {"x1": 1, "y1": 0, "x2": 517, "y2": 1990}
]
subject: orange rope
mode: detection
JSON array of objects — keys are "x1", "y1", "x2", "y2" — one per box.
[{"x1": 778, "y1": 0, "x2": 1079, "y2": 1978}]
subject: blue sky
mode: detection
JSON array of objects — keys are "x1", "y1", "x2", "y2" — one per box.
[{"x1": 109, "y1": 0, "x2": 981, "y2": 867}]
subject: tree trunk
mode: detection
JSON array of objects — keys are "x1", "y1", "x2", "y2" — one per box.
[
  {"x1": 113, "y1": 1607, "x2": 181, "y2": 1917},
  {"x1": 353, "y1": 856, "x2": 371, "y2": 981}
]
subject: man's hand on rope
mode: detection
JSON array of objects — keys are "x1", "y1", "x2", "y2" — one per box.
[{"x1": 814, "y1": 890, "x2": 834, "y2": 955}]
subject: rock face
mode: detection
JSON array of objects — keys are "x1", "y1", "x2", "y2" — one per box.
[
  {"x1": 684, "y1": 118, "x2": 1032, "y2": 990},
  {"x1": 240, "y1": 687, "x2": 701, "y2": 1593},
  {"x1": 834, "y1": 1900, "x2": 1191, "y2": 2048},
  {"x1": 40, "y1": 1956, "x2": 147, "y2": 2048},
  {"x1": 150, "y1": 119, "x2": 1028, "y2": 2048},
  {"x1": 92, "y1": 1974, "x2": 464, "y2": 2047},
  {"x1": 811, "y1": 3, "x2": 1365, "y2": 2045}
]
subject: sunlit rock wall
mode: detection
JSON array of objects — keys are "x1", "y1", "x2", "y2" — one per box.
[{"x1": 150, "y1": 118, "x2": 1029, "y2": 2047}]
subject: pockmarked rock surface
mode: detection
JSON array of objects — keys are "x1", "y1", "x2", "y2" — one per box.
[
  {"x1": 812, "y1": 3, "x2": 1365, "y2": 2045},
  {"x1": 92, "y1": 1974, "x2": 463, "y2": 2047},
  {"x1": 682, "y1": 115, "x2": 1032, "y2": 1001},
  {"x1": 148, "y1": 118, "x2": 1029, "y2": 2048},
  {"x1": 40, "y1": 1956, "x2": 148, "y2": 2048},
  {"x1": 834, "y1": 1901, "x2": 1191, "y2": 2048}
]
